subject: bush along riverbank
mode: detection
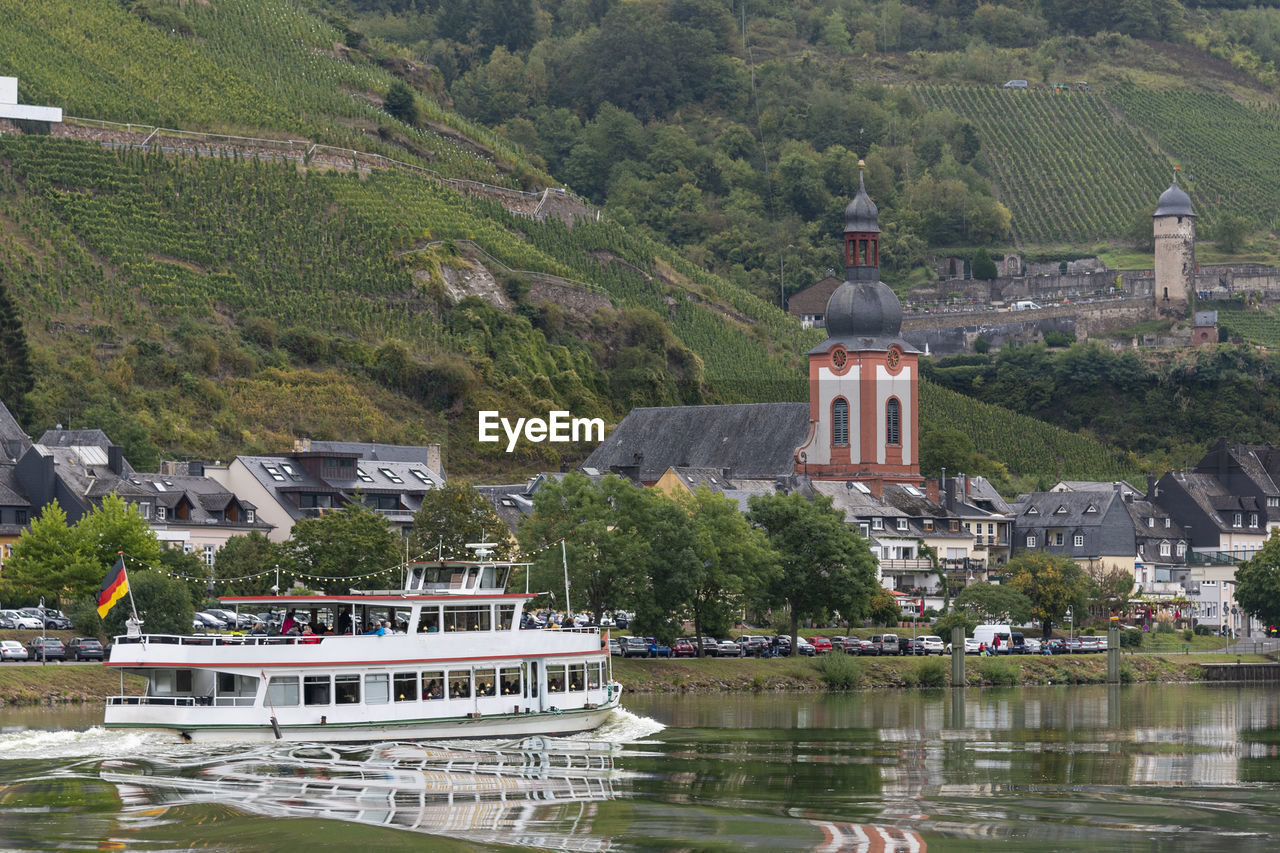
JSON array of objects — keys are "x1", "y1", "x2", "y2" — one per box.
[{"x1": 611, "y1": 652, "x2": 1269, "y2": 693}]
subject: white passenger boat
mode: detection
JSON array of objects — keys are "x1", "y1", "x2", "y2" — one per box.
[{"x1": 104, "y1": 546, "x2": 622, "y2": 742}]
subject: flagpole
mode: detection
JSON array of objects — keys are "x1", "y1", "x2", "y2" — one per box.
[{"x1": 120, "y1": 552, "x2": 141, "y2": 623}]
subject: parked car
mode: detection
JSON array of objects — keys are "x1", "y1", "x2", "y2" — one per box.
[
  {"x1": 26, "y1": 637, "x2": 66, "y2": 661},
  {"x1": 915, "y1": 635, "x2": 945, "y2": 655},
  {"x1": 193, "y1": 612, "x2": 227, "y2": 631},
  {"x1": 66, "y1": 637, "x2": 105, "y2": 661},
  {"x1": 736, "y1": 635, "x2": 771, "y2": 657},
  {"x1": 697, "y1": 637, "x2": 721, "y2": 657},
  {"x1": 1003, "y1": 79, "x2": 1029, "y2": 89},
  {"x1": 608, "y1": 638, "x2": 622, "y2": 656},
  {"x1": 0, "y1": 640, "x2": 29, "y2": 661},
  {"x1": 872, "y1": 634, "x2": 900, "y2": 656},
  {"x1": 945, "y1": 638, "x2": 982, "y2": 655},
  {"x1": 716, "y1": 639, "x2": 744, "y2": 658},
  {"x1": 1062, "y1": 638, "x2": 1085, "y2": 654},
  {"x1": 1, "y1": 609, "x2": 44, "y2": 630},
  {"x1": 850, "y1": 638, "x2": 876, "y2": 655},
  {"x1": 620, "y1": 636, "x2": 650, "y2": 658},
  {"x1": 1023, "y1": 637, "x2": 1042, "y2": 654},
  {"x1": 809, "y1": 636, "x2": 833, "y2": 654},
  {"x1": 672, "y1": 638, "x2": 696, "y2": 658},
  {"x1": 795, "y1": 637, "x2": 816, "y2": 656},
  {"x1": 646, "y1": 637, "x2": 672, "y2": 658},
  {"x1": 0, "y1": 614, "x2": 15, "y2": 629}
]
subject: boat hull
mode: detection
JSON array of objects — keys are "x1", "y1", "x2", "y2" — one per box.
[{"x1": 105, "y1": 696, "x2": 623, "y2": 743}]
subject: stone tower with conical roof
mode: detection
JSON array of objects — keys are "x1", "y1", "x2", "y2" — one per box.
[
  {"x1": 1153, "y1": 171, "x2": 1196, "y2": 315},
  {"x1": 794, "y1": 165, "x2": 920, "y2": 483}
]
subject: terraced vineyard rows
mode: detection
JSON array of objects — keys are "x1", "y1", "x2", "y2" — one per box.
[
  {"x1": 1108, "y1": 87, "x2": 1280, "y2": 225},
  {"x1": 920, "y1": 381, "x2": 1147, "y2": 482},
  {"x1": 916, "y1": 86, "x2": 1169, "y2": 245},
  {"x1": 1216, "y1": 308, "x2": 1280, "y2": 348}
]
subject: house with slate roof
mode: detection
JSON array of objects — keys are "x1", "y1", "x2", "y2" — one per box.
[
  {"x1": 1011, "y1": 487, "x2": 1138, "y2": 575},
  {"x1": 1188, "y1": 439, "x2": 1280, "y2": 530},
  {"x1": 939, "y1": 473, "x2": 1013, "y2": 569},
  {"x1": 0, "y1": 463, "x2": 32, "y2": 568},
  {"x1": 208, "y1": 443, "x2": 445, "y2": 543},
  {"x1": 786, "y1": 274, "x2": 842, "y2": 329},
  {"x1": 1149, "y1": 470, "x2": 1267, "y2": 561},
  {"x1": 128, "y1": 461, "x2": 272, "y2": 564}
]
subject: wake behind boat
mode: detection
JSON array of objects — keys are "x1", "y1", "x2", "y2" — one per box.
[{"x1": 104, "y1": 543, "x2": 622, "y2": 742}]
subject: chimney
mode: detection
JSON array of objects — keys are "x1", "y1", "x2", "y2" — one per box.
[
  {"x1": 925, "y1": 479, "x2": 939, "y2": 505},
  {"x1": 108, "y1": 445, "x2": 123, "y2": 475},
  {"x1": 426, "y1": 443, "x2": 443, "y2": 478},
  {"x1": 293, "y1": 438, "x2": 311, "y2": 452},
  {"x1": 188, "y1": 461, "x2": 204, "y2": 477},
  {"x1": 868, "y1": 478, "x2": 883, "y2": 499}
]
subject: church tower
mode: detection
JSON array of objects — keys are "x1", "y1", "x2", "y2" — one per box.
[
  {"x1": 795, "y1": 164, "x2": 920, "y2": 483},
  {"x1": 1153, "y1": 171, "x2": 1196, "y2": 315}
]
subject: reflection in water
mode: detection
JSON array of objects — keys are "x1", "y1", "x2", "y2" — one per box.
[{"x1": 102, "y1": 737, "x2": 620, "y2": 851}]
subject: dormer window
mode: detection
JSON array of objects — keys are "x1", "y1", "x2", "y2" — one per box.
[
  {"x1": 1164, "y1": 518, "x2": 1171, "y2": 528},
  {"x1": 1055, "y1": 505, "x2": 1068, "y2": 515},
  {"x1": 1147, "y1": 517, "x2": 1155, "y2": 528},
  {"x1": 1177, "y1": 542, "x2": 1186, "y2": 556},
  {"x1": 246, "y1": 509, "x2": 255, "y2": 523},
  {"x1": 872, "y1": 518, "x2": 883, "y2": 530},
  {"x1": 896, "y1": 518, "x2": 908, "y2": 531},
  {"x1": 156, "y1": 507, "x2": 166, "y2": 521},
  {"x1": 1085, "y1": 504, "x2": 1097, "y2": 513},
  {"x1": 1160, "y1": 542, "x2": 1171, "y2": 557},
  {"x1": 924, "y1": 519, "x2": 934, "y2": 532},
  {"x1": 1027, "y1": 506, "x2": 1039, "y2": 515},
  {"x1": 1233, "y1": 513, "x2": 1242, "y2": 528},
  {"x1": 1250, "y1": 513, "x2": 1258, "y2": 527}
]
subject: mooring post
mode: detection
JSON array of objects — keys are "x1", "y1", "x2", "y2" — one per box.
[
  {"x1": 951, "y1": 625, "x2": 965, "y2": 686},
  {"x1": 1107, "y1": 623, "x2": 1120, "y2": 683}
]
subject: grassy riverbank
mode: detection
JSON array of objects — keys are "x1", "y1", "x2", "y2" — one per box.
[{"x1": 0, "y1": 653, "x2": 1269, "y2": 706}]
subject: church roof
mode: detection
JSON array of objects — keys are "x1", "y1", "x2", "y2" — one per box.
[
  {"x1": 1154, "y1": 174, "x2": 1195, "y2": 218},
  {"x1": 844, "y1": 170, "x2": 880, "y2": 234},
  {"x1": 582, "y1": 403, "x2": 809, "y2": 482}
]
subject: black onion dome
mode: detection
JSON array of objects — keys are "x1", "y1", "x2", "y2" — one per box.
[
  {"x1": 1154, "y1": 174, "x2": 1195, "y2": 218},
  {"x1": 825, "y1": 279, "x2": 902, "y2": 338},
  {"x1": 844, "y1": 169, "x2": 880, "y2": 234}
]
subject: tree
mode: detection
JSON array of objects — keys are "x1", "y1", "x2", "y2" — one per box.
[
  {"x1": 952, "y1": 581, "x2": 1032, "y2": 624},
  {"x1": 678, "y1": 487, "x2": 778, "y2": 648},
  {"x1": 287, "y1": 503, "x2": 401, "y2": 594},
  {"x1": 971, "y1": 249, "x2": 998, "y2": 280},
  {"x1": 747, "y1": 492, "x2": 878, "y2": 655},
  {"x1": 0, "y1": 279, "x2": 33, "y2": 426},
  {"x1": 1003, "y1": 552, "x2": 1090, "y2": 637},
  {"x1": 95, "y1": 569, "x2": 194, "y2": 638},
  {"x1": 1213, "y1": 213, "x2": 1250, "y2": 254},
  {"x1": 212, "y1": 531, "x2": 288, "y2": 596},
  {"x1": 408, "y1": 481, "x2": 512, "y2": 563},
  {"x1": 518, "y1": 473, "x2": 648, "y2": 623},
  {"x1": 77, "y1": 494, "x2": 163, "y2": 579},
  {"x1": 2, "y1": 501, "x2": 96, "y2": 607},
  {"x1": 1235, "y1": 530, "x2": 1280, "y2": 631},
  {"x1": 384, "y1": 80, "x2": 420, "y2": 126}
]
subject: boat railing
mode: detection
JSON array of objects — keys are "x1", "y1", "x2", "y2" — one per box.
[
  {"x1": 106, "y1": 695, "x2": 254, "y2": 708},
  {"x1": 111, "y1": 633, "x2": 334, "y2": 647}
]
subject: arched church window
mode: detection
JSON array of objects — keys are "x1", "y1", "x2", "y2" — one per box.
[
  {"x1": 832, "y1": 399, "x2": 849, "y2": 447},
  {"x1": 886, "y1": 398, "x2": 901, "y2": 446}
]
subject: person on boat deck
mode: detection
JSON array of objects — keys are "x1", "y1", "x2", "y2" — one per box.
[
  {"x1": 281, "y1": 610, "x2": 297, "y2": 635},
  {"x1": 424, "y1": 681, "x2": 442, "y2": 699},
  {"x1": 336, "y1": 611, "x2": 352, "y2": 635},
  {"x1": 365, "y1": 620, "x2": 387, "y2": 636},
  {"x1": 300, "y1": 624, "x2": 320, "y2": 644}
]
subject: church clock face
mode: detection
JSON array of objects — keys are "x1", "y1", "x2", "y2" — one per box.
[
  {"x1": 886, "y1": 346, "x2": 901, "y2": 370},
  {"x1": 831, "y1": 347, "x2": 847, "y2": 370}
]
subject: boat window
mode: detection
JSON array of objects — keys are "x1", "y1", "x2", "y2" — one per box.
[
  {"x1": 448, "y1": 671, "x2": 472, "y2": 700},
  {"x1": 421, "y1": 671, "x2": 444, "y2": 701},
  {"x1": 546, "y1": 664, "x2": 567, "y2": 694},
  {"x1": 217, "y1": 673, "x2": 258, "y2": 696},
  {"x1": 365, "y1": 673, "x2": 389, "y2": 705},
  {"x1": 474, "y1": 668, "x2": 496, "y2": 697},
  {"x1": 150, "y1": 669, "x2": 193, "y2": 695},
  {"x1": 500, "y1": 666, "x2": 522, "y2": 697},
  {"x1": 267, "y1": 676, "x2": 299, "y2": 707},
  {"x1": 335, "y1": 674, "x2": 361, "y2": 704},
  {"x1": 394, "y1": 672, "x2": 417, "y2": 701},
  {"x1": 568, "y1": 663, "x2": 586, "y2": 691},
  {"x1": 303, "y1": 675, "x2": 331, "y2": 706},
  {"x1": 479, "y1": 566, "x2": 509, "y2": 589},
  {"x1": 496, "y1": 604, "x2": 516, "y2": 631},
  {"x1": 415, "y1": 565, "x2": 466, "y2": 592},
  {"x1": 588, "y1": 663, "x2": 602, "y2": 690},
  {"x1": 417, "y1": 607, "x2": 440, "y2": 633},
  {"x1": 444, "y1": 605, "x2": 491, "y2": 632}
]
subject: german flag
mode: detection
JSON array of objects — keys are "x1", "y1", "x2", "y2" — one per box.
[{"x1": 97, "y1": 556, "x2": 129, "y2": 619}]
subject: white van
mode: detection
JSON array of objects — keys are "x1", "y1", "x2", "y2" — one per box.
[
  {"x1": 973, "y1": 623, "x2": 1012, "y2": 652},
  {"x1": 1011, "y1": 300, "x2": 1040, "y2": 311}
]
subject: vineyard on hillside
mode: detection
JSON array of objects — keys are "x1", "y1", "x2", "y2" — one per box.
[
  {"x1": 915, "y1": 86, "x2": 1170, "y2": 246},
  {"x1": 1216, "y1": 307, "x2": 1280, "y2": 348},
  {"x1": 1108, "y1": 87, "x2": 1280, "y2": 228},
  {"x1": 920, "y1": 381, "x2": 1148, "y2": 483}
]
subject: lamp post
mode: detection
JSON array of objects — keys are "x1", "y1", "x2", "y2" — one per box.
[{"x1": 1066, "y1": 606, "x2": 1074, "y2": 643}]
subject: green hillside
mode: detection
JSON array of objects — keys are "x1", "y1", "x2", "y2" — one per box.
[{"x1": 4, "y1": 0, "x2": 1278, "y2": 490}]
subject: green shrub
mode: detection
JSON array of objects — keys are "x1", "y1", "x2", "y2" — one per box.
[
  {"x1": 816, "y1": 652, "x2": 865, "y2": 690},
  {"x1": 1194, "y1": 624, "x2": 1214, "y2": 636},
  {"x1": 978, "y1": 657, "x2": 1019, "y2": 685},
  {"x1": 1156, "y1": 621, "x2": 1174, "y2": 633},
  {"x1": 1120, "y1": 663, "x2": 1135, "y2": 683},
  {"x1": 1119, "y1": 629, "x2": 1143, "y2": 648},
  {"x1": 1182, "y1": 629, "x2": 1194, "y2": 642},
  {"x1": 916, "y1": 659, "x2": 949, "y2": 688}
]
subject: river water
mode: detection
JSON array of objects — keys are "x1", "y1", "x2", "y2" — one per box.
[{"x1": 0, "y1": 684, "x2": 1277, "y2": 851}]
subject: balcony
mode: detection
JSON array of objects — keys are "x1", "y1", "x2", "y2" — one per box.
[{"x1": 879, "y1": 558, "x2": 934, "y2": 572}]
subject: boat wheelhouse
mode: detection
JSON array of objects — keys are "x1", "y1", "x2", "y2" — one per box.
[{"x1": 104, "y1": 549, "x2": 621, "y2": 742}]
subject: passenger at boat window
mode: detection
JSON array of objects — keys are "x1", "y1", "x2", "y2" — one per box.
[
  {"x1": 424, "y1": 680, "x2": 443, "y2": 700},
  {"x1": 501, "y1": 680, "x2": 518, "y2": 695},
  {"x1": 478, "y1": 681, "x2": 495, "y2": 697},
  {"x1": 548, "y1": 677, "x2": 563, "y2": 693},
  {"x1": 249, "y1": 623, "x2": 267, "y2": 636},
  {"x1": 365, "y1": 620, "x2": 387, "y2": 636},
  {"x1": 337, "y1": 611, "x2": 352, "y2": 635},
  {"x1": 301, "y1": 625, "x2": 321, "y2": 644},
  {"x1": 281, "y1": 610, "x2": 297, "y2": 635}
]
